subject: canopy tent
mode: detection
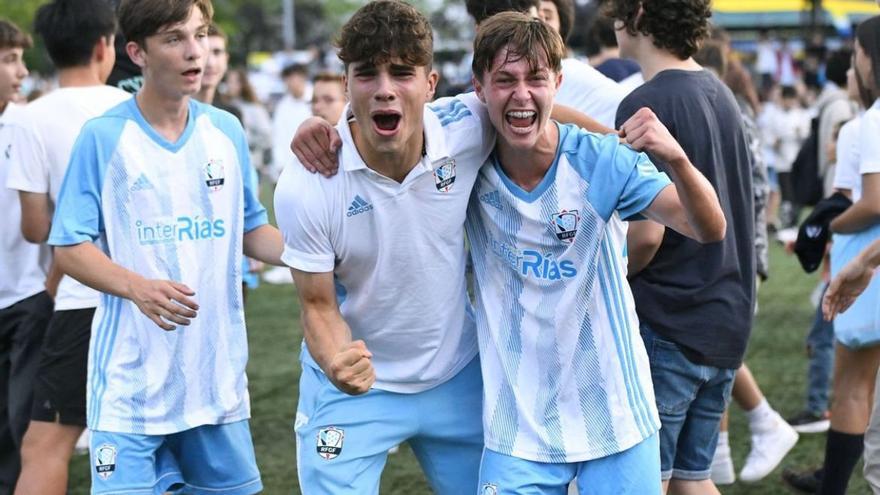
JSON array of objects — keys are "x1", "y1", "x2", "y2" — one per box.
[{"x1": 712, "y1": 0, "x2": 879, "y2": 31}]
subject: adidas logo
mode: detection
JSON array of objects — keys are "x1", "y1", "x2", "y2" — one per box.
[
  {"x1": 130, "y1": 173, "x2": 154, "y2": 192},
  {"x1": 346, "y1": 195, "x2": 373, "y2": 217},
  {"x1": 479, "y1": 190, "x2": 503, "y2": 210}
]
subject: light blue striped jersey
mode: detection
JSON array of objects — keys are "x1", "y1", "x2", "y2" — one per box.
[
  {"x1": 466, "y1": 123, "x2": 669, "y2": 463},
  {"x1": 48, "y1": 98, "x2": 268, "y2": 434}
]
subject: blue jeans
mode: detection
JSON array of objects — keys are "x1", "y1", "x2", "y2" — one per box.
[
  {"x1": 805, "y1": 284, "x2": 835, "y2": 416},
  {"x1": 640, "y1": 324, "x2": 736, "y2": 481}
]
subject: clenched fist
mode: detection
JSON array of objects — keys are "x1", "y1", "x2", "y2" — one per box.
[{"x1": 328, "y1": 340, "x2": 375, "y2": 395}]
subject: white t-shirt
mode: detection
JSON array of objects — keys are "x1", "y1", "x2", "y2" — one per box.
[
  {"x1": 6, "y1": 86, "x2": 131, "y2": 311},
  {"x1": 466, "y1": 124, "x2": 669, "y2": 463},
  {"x1": 556, "y1": 58, "x2": 627, "y2": 130},
  {"x1": 48, "y1": 98, "x2": 267, "y2": 434},
  {"x1": 271, "y1": 93, "x2": 312, "y2": 177},
  {"x1": 833, "y1": 114, "x2": 863, "y2": 201},
  {"x1": 860, "y1": 100, "x2": 880, "y2": 177},
  {"x1": 769, "y1": 106, "x2": 810, "y2": 172},
  {"x1": 274, "y1": 93, "x2": 495, "y2": 394},
  {"x1": 0, "y1": 103, "x2": 50, "y2": 309}
]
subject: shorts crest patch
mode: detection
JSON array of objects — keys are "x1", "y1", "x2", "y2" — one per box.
[
  {"x1": 481, "y1": 482, "x2": 498, "y2": 495},
  {"x1": 94, "y1": 443, "x2": 117, "y2": 480},
  {"x1": 317, "y1": 426, "x2": 344, "y2": 460}
]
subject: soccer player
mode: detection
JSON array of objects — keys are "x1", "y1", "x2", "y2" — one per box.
[
  {"x1": 605, "y1": 0, "x2": 756, "y2": 493},
  {"x1": 275, "y1": 2, "x2": 496, "y2": 493},
  {"x1": 467, "y1": 12, "x2": 724, "y2": 493},
  {"x1": 46, "y1": 0, "x2": 283, "y2": 493},
  {"x1": 0, "y1": 19, "x2": 51, "y2": 495},
  {"x1": 4, "y1": 2, "x2": 130, "y2": 493},
  {"x1": 310, "y1": 72, "x2": 346, "y2": 124}
]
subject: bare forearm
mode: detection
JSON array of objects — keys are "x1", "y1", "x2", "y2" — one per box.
[
  {"x1": 301, "y1": 304, "x2": 352, "y2": 373},
  {"x1": 665, "y1": 157, "x2": 726, "y2": 243},
  {"x1": 831, "y1": 200, "x2": 880, "y2": 233},
  {"x1": 858, "y1": 239, "x2": 880, "y2": 270},
  {"x1": 55, "y1": 243, "x2": 142, "y2": 299},
  {"x1": 551, "y1": 104, "x2": 615, "y2": 134},
  {"x1": 243, "y1": 225, "x2": 284, "y2": 266},
  {"x1": 45, "y1": 256, "x2": 63, "y2": 298}
]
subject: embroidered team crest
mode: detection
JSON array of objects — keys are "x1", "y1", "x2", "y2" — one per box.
[
  {"x1": 94, "y1": 443, "x2": 117, "y2": 480},
  {"x1": 317, "y1": 426, "x2": 344, "y2": 460},
  {"x1": 551, "y1": 210, "x2": 580, "y2": 243},
  {"x1": 805, "y1": 225, "x2": 823, "y2": 239},
  {"x1": 204, "y1": 159, "x2": 225, "y2": 192},
  {"x1": 433, "y1": 157, "x2": 456, "y2": 192},
  {"x1": 481, "y1": 483, "x2": 498, "y2": 495}
]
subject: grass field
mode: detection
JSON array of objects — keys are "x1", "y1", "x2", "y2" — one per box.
[{"x1": 67, "y1": 209, "x2": 873, "y2": 493}]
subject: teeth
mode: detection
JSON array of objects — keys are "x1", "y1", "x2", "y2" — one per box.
[{"x1": 507, "y1": 111, "x2": 535, "y2": 118}]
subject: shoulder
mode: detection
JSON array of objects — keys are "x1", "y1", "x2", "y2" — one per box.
[
  {"x1": 429, "y1": 92, "x2": 485, "y2": 129},
  {"x1": 275, "y1": 159, "x2": 338, "y2": 209},
  {"x1": 558, "y1": 123, "x2": 636, "y2": 172}
]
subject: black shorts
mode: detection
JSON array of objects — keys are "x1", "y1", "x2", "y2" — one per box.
[{"x1": 30, "y1": 308, "x2": 94, "y2": 426}]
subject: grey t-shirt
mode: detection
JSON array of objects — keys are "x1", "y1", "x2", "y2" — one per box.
[{"x1": 616, "y1": 69, "x2": 755, "y2": 369}]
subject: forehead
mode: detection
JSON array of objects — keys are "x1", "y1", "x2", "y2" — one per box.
[
  {"x1": 540, "y1": 1, "x2": 558, "y2": 13},
  {"x1": 154, "y1": 6, "x2": 207, "y2": 36},
  {"x1": 348, "y1": 57, "x2": 425, "y2": 71},
  {"x1": 314, "y1": 80, "x2": 344, "y2": 95},
  {"x1": 488, "y1": 45, "x2": 550, "y2": 74},
  {"x1": 208, "y1": 36, "x2": 226, "y2": 50},
  {"x1": 0, "y1": 46, "x2": 23, "y2": 58}
]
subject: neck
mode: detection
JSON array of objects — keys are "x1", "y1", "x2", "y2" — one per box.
[
  {"x1": 196, "y1": 85, "x2": 216, "y2": 105},
  {"x1": 350, "y1": 121, "x2": 425, "y2": 183},
  {"x1": 135, "y1": 82, "x2": 190, "y2": 142},
  {"x1": 632, "y1": 39, "x2": 701, "y2": 81},
  {"x1": 496, "y1": 122, "x2": 559, "y2": 192},
  {"x1": 589, "y1": 47, "x2": 620, "y2": 67},
  {"x1": 0, "y1": 100, "x2": 9, "y2": 115},
  {"x1": 57, "y1": 65, "x2": 104, "y2": 88}
]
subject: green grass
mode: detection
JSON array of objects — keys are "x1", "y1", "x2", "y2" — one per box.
[{"x1": 67, "y1": 237, "x2": 873, "y2": 494}]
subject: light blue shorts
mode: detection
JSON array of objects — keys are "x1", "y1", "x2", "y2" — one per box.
[
  {"x1": 89, "y1": 420, "x2": 261, "y2": 495},
  {"x1": 295, "y1": 356, "x2": 484, "y2": 495},
  {"x1": 831, "y1": 225, "x2": 880, "y2": 348},
  {"x1": 478, "y1": 433, "x2": 660, "y2": 495}
]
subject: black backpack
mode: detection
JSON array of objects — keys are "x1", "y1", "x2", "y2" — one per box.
[{"x1": 790, "y1": 96, "x2": 846, "y2": 206}]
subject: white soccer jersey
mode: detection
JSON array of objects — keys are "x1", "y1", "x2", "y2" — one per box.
[
  {"x1": 833, "y1": 114, "x2": 862, "y2": 200},
  {"x1": 466, "y1": 123, "x2": 669, "y2": 463},
  {"x1": 0, "y1": 103, "x2": 50, "y2": 309},
  {"x1": 6, "y1": 86, "x2": 131, "y2": 310},
  {"x1": 48, "y1": 98, "x2": 267, "y2": 434},
  {"x1": 275, "y1": 92, "x2": 495, "y2": 393}
]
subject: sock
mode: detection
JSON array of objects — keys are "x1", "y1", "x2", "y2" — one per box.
[
  {"x1": 717, "y1": 431, "x2": 729, "y2": 449},
  {"x1": 746, "y1": 398, "x2": 775, "y2": 430},
  {"x1": 819, "y1": 429, "x2": 864, "y2": 495}
]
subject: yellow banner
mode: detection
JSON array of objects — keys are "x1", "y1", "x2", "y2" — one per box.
[{"x1": 713, "y1": 0, "x2": 879, "y2": 15}]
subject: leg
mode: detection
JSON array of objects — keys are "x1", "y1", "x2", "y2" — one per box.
[
  {"x1": 709, "y1": 409, "x2": 734, "y2": 486},
  {"x1": 731, "y1": 364, "x2": 762, "y2": 410},
  {"x1": 790, "y1": 293, "x2": 835, "y2": 432},
  {"x1": 818, "y1": 343, "x2": 880, "y2": 495},
  {"x1": 294, "y1": 364, "x2": 412, "y2": 495},
  {"x1": 14, "y1": 309, "x2": 91, "y2": 495},
  {"x1": 409, "y1": 358, "x2": 484, "y2": 495},
  {"x1": 864, "y1": 366, "x2": 880, "y2": 493},
  {"x1": 478, "y1": 448, "x2": 572, "y2": 495},
  {"x1": 576, "y1": 433, "x2": 661, "y2": 495},
  {"x1": 0, "y1": 305, "x2": 17, "y2": 495},
  {"x1": 167, "y1": 420, "x2": 261, "y2": 495},
  {"x1": 14, "y1": 421, "x2": 83, "y2": 495}
]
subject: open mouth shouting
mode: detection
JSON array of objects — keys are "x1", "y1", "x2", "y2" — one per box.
[
  {"x1": 505, "y1": 110, "x2": 537, "y2": 134},
  {"x1": 182, "y1": 67, "x2": 202, "y2": 83},
  {"x1": 371, "y1": 110, "x2": 402, "y2": 136}
]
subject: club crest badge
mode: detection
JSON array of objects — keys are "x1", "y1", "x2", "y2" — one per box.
[
  {"x1": 94, "y1": 443, "x2": 117, "y2": 480},
  {"x1": 317, "y1": 426, "x2": 344, "y2": 460},
  {"x1": 433, "y1": 157, "x2": 456, "y2": 192},
  {"x1": 481, "y1": 483, "x2": 498, "y2": 495},
  {"x1": 551, "y1": 209, "x2": 580, "y2": 243},
  {"x1": 204, "y1": 159, "x2": 225, "y2": 192}
]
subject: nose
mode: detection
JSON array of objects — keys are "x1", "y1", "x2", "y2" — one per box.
[
  {"x1": 373, "y1": 72, "x2": 396, "y2": 102},
  {"x1": 511, "y1": 80, "x2": 531, "y2": 102},
  {"x1": 17, "y1": 59, "x2": 27, "y2": 79},
  {"x1": 185, "y1": 35, "x2": 205, "y2": 62}
]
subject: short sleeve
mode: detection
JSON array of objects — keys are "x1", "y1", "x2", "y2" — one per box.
[
  {"x1": 859, "y1": 108, "x2": 880, "y2": 175},
  {"x1": 47, "y1": 125, "x2": 108, "y2": 246},
  {"x1": 273, "y1": 164, "x2": 335, "y2": 273},
  {"x1": 615, "y1": 152, "x2": 672, "y2": 220},
  {"x1": 431, "y1": 92, "x2": 496, "y2": 164},
  {"x1": 4, "y1": 113, "x2": 49, "y2": 194}
]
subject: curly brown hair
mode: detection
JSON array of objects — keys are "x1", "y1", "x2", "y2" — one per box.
[
  {"x1": 472, "y1": 12, "x2": 564, "y2": 81},
  {"x1": 602, "y1": 0, "x2": 711, "y2": 60},
  {"x1": 336, "y1": 0, "x2": 433, "y2": 70}
]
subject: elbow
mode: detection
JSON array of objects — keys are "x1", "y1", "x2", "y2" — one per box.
[
  {"x1": 698, "y1": 216, "x2": 727, "y2": 244},
  {"x1": 21, "y1": 222, "x2": 50, "y2": 244}
]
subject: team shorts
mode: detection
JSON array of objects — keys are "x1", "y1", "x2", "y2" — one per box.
[
  {"x1": 295, "y1": 356, "x2": 484, "y2": 495},
  {"x1": 89, "y1": 420, "x2": 261, "y2": 495},
  {"x1": 640, "y1": 324, "x2": 735, "y2": 481},
  {"x1": 30, "y1": 308, "x2": 94, "y2": 426},
  {"x1": 478, "y1": 433, "x2": 660, "y2": 494}
]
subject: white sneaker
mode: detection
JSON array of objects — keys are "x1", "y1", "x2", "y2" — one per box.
[
  {"x1": 710, "y1": 441, "x2": 736, "y2": 485},
  {"x1": 262, "y1": 266, "x2": 293, "y2": 284},
  {"x1": 74, "y1": 429, "x2": 89, "y2": 455},
  {"x1": 739, "y1": 414, "x2": 799, "y2": 482}
]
